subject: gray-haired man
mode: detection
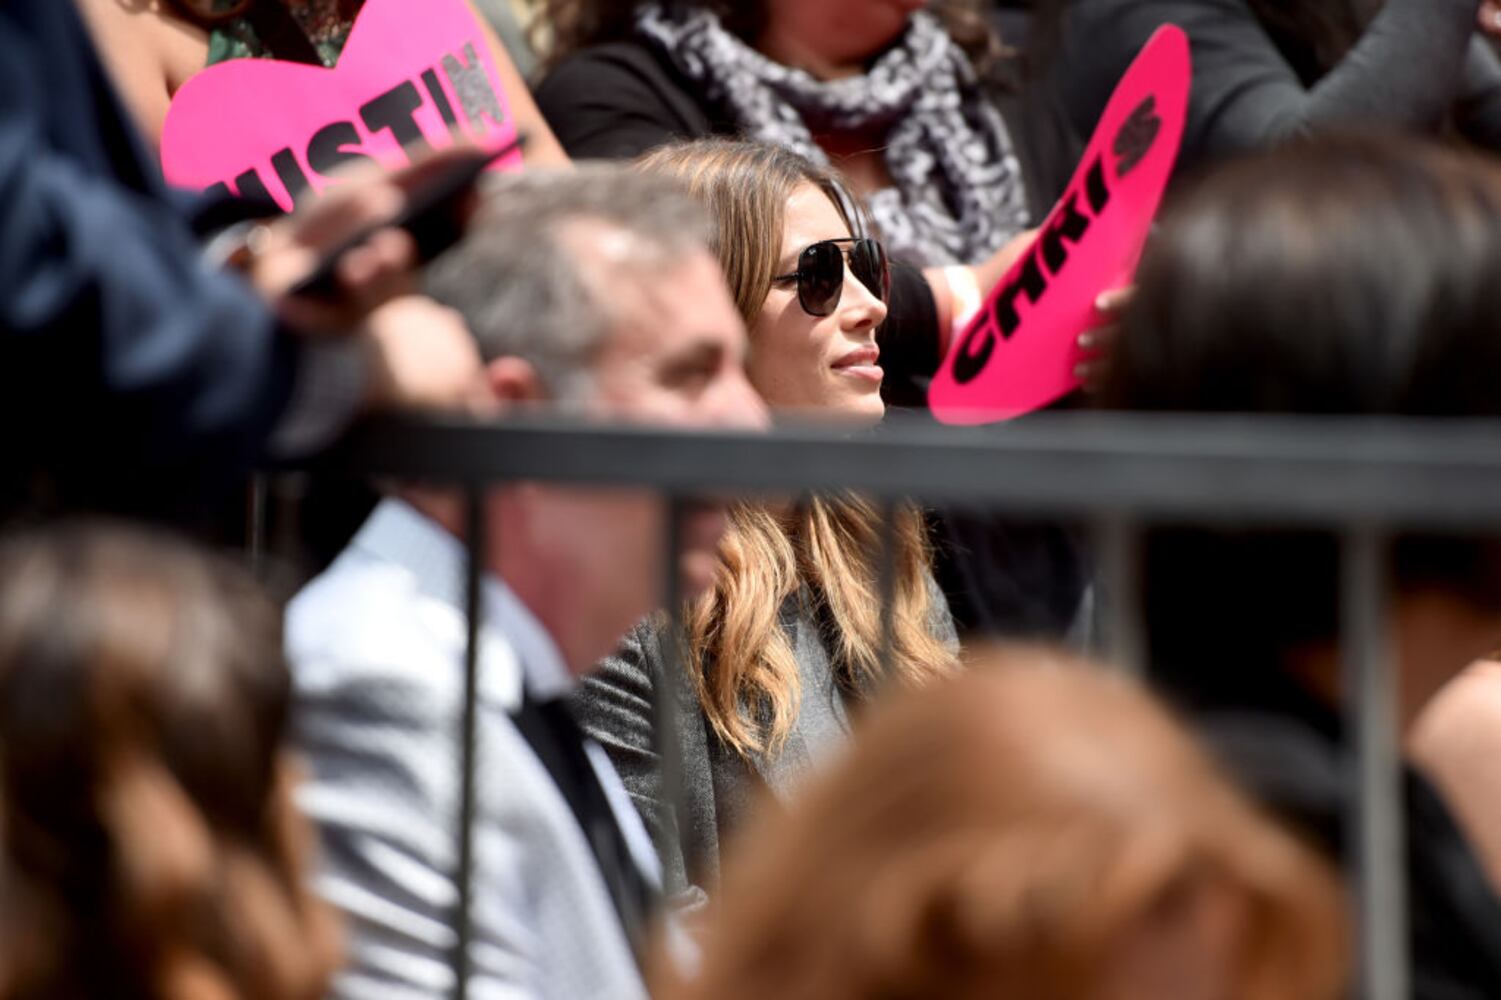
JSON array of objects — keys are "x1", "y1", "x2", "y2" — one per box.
[{"x1": 287, "y1": 165, "x2": 766, "y2": 999}]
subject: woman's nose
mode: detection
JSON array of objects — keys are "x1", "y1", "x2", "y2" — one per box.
[{"x1": 839, "y1": 266, "x2": 888, "y2": 329}]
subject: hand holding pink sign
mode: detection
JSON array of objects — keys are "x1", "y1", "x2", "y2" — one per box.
[
  {"x1": 161, "y1": 0, "x2": 522, "y2": 212},
  {"x1": 929, "y1": 25, "x2": 1191, "y2": 425}
]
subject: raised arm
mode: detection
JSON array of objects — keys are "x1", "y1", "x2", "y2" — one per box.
[
  {"x1": 463, "y1": 0, "x2": 570, "y2": 167},
  {"x1": 0, "y1": 9, "x2": 294, "y2": 489},
  {"x1": 1057, "y1": 0, "x2": 1480, "y2": 163}
]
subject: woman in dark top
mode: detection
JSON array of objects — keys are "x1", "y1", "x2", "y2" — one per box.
[
  {"x1": 1039, "y1": 0, "x2": 1501, "y2": 193},
  {"x1": 535, "y1": 0, "x2": 1029, "y2": 267},
  {"x1": 1101, "y1": 133, "x2": 1501, "y2": 999},
  {"x1": 534, "y1": 0, "x2": 1097, "y2": 640}
]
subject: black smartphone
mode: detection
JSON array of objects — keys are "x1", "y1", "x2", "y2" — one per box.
[{"x1": 289, "y1": 133, "x2": 526, "y2": 300}]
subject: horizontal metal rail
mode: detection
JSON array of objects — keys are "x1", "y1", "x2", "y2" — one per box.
[
  {"x1": 317, "y1": 411, "x2": 1501, "y2": 528},
  {"x1": 289, "y1": 408, "x2": 1492, "y2": 1000}
]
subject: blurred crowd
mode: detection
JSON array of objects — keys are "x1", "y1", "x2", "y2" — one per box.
[{"x1": 4, "y1": 1, "x2": 1501, "y2": 998}]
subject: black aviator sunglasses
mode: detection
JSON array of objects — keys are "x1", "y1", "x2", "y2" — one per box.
[{"x1": 771, "y1": 237, "x2": 891, "y2": 318}]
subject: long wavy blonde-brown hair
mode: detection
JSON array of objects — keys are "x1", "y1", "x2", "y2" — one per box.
[{"x1": 639, "y1": 139, "x2": 956, "y2": 758}]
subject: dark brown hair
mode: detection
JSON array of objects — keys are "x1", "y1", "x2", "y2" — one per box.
[
  {"x1": 1100, "y1": 133, "x2": 1501, "y2": 703},
  {"x1": 1243, "y1": 0, "x2": 1363, "y2": 84},
  {"x1": 657, "y1": 651, "x2": 1347, "y2": 1000},
  {"x1": 0, "y1": 522, "x2": 340, "y2": 1000}
]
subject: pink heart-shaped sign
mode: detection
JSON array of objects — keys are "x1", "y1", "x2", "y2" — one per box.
[
  {"x1": 161, "y1": 0, "x2": 522, "y2": 211},
  {"x1": 929, "y1": 25, "x2": 1190, "y2": 424}
]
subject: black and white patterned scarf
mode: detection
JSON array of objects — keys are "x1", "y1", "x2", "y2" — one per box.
[{"x1": 636, "y1": 3, "x2": 1030, "y2": 266}]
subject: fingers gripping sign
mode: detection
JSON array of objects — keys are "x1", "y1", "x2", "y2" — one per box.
[{"x1": 929, "y1": 26, "x2": 1190, "y2": 425}]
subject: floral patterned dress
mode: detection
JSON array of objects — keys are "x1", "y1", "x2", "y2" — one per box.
[{"x1": 205, "y1": 0, "x2": 359, "y2": 66}]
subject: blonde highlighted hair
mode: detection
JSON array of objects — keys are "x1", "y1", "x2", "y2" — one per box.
[{"x1": 639, "y1": 139, "x2": 955, "y2": 758}]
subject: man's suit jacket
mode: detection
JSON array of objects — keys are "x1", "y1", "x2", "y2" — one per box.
[
  {"x1": 0, "y1": 0, "x2": 296, "y2": 512},
  {"x1": 287, "y1": 499, "x2": 653, "y2": 1000}
]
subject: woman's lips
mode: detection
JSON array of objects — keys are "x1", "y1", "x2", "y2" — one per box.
[{"x1": 833, "y1": 345, "x2": 883, "y2": 383}]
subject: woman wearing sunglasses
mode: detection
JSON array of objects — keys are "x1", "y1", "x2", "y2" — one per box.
[
  {"x1": 570, "y1": 138, "x2": 959, "y2": 910},
  {"x1": 532, "y1": 2, "x2": 1105, "y2": 647}
]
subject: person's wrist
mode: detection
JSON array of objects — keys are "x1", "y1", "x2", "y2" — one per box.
[
  {"x1": 943, "y1": 265, "x2": 983, "y2": 331},
  {"x1": 201, "y1": 219, "x2": 276, "y2": 273}
]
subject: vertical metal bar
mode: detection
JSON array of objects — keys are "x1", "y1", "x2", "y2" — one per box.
[
  {"x1": 1094, "y1": 514, "x2": 1143, "y2": 675},
  {"x1": 655, "y1": 497, "x2": 687, "y2": 874},
  {"x1": 1341, "y1": 526, "x2": 1407, "y2": 1000},
  {"x1": 450, "y1": 486, "x2": 486, "y2": 1000},
  {"x1": 268, "y1": 472, "x2": 309, "y2": 579},
  {"x1": 247, "y1": 473, "x2": 268, "y2": 578},
  {"x1": 877, "y1": 497, "x2": 899, "y2": 675}
]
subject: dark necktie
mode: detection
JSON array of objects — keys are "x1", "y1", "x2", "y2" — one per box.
[{"x1": 509, "y1": 689, "x2": 658, "y2": 965}]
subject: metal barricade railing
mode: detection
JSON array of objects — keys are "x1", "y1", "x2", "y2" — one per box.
[{"x1": 272, "y1": 409, "x2": 1501, "y2": 1000}]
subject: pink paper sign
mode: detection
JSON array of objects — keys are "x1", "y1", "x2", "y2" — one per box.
[
  {"x1": 161, "y1": 0, "x2": 521, "y2": 211},
  {"x1": 929, "y1": 25, "x2": 1190, "y2": 424}
]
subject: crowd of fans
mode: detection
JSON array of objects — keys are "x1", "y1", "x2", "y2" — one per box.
[{"x1": 3, "y1": 0, "x2": 1501, "y2": 998}]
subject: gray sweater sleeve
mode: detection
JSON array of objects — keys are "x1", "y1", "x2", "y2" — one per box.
[
  {"x1": 924, "y1": 567, "x2": 960, "y2": 654},
  {"x1": 572, "y1": 622, "x2": 690, "y2": 895},
  {"x1": 1059, "y1": 0, "x2": 1479, "y2": 163}
]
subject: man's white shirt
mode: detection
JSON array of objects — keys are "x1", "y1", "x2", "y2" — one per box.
[{"x1": 287, "y1": 498, "x2": 661, "y2": 1000}]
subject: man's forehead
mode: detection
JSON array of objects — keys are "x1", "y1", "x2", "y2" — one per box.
[
  {"x1": 557, "y1": 218, "x2": 679, "y2": 326},
  {"x1": 556, "y1": 216, "x2": 658, "y2": 272},
  {"x1": 601, "y1": 249, "x2": 745, "y2": 358}
]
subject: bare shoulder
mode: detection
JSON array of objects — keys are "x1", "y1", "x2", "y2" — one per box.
[
  {"x1": 1410, "y1": 660, "x2": 1501, "y2": 888},
  {"x1": 1412, "y1": 659, "x2": 1501, "y2": 758},
  {"x1": 74, "y1": 0, "x2": 211, "y2": 146},
  {"x1": 458, "y1": 0, "x2": 571, "y2": 168}
]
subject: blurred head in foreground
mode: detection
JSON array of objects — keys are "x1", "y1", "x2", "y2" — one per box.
[
  {"x1": 661, "y1": 652, "x2": 1346, "y2": 1000},
  {"x1": 0, "y1": 523, "x2": 338, "y2": 1000},
  {"x1": 1101, "y1": 133, "x2": 1501, "y2": 725}
]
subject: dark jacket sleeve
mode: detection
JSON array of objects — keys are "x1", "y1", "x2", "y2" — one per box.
[
  {"x1": 535, "y1": 42, "x2": 719, "y2": 160},
  {"x1": 1455, "y1": 37, "x2": 1501, "y2": 151},
  {"x1": 1055, "y1": 0, "x2": 1478, "y2": 167},
  {"x1": 0, "y1": 5, "x2": 296, "y2": 499}
]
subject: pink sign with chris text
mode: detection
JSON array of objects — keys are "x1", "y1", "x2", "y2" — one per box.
[
  {"x1": 930, "y1": 25, "x2": 1190, "y2": 424},
  {"x1": 161, "y1": 0, "x2": 521, "y2": 211}
]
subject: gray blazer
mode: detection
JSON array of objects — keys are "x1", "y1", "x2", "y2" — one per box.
[
  {"x1": 571, "y1": 576, "x2": 957, "y2": 903},
  {"x1": 288, "y1": 500, "x2": 651, "y2": 1000}
]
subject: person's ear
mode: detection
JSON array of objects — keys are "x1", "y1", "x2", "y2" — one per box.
[{"x1": 482, "y1": 356, "x2": 548, "y2": 409}]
